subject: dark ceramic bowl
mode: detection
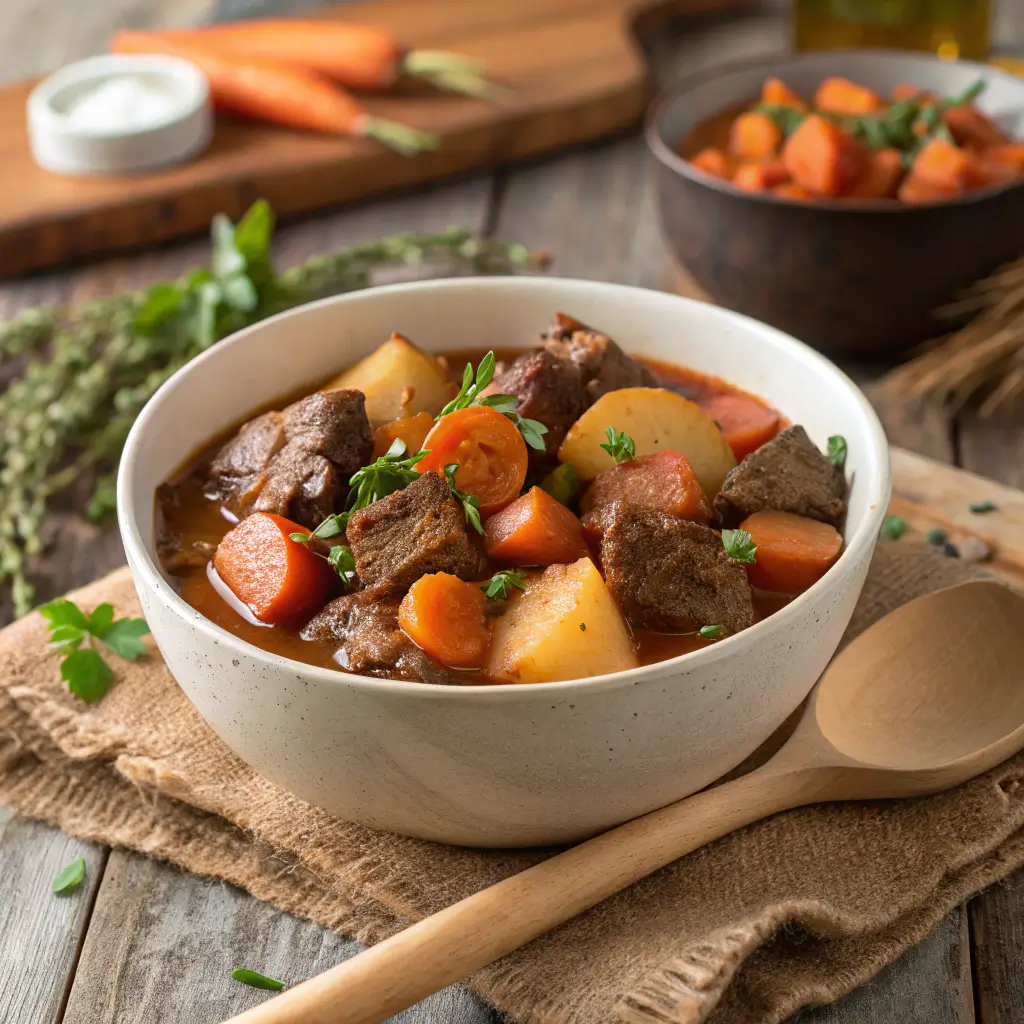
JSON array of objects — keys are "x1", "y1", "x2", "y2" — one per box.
[{"x1": 646, "y1": 50, "x2": 1024, "y2": 360}]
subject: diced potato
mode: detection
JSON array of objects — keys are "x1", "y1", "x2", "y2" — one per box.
[
  {"x1": 557, "y1": 387, "x2": 737, "y2": 498},
  {"x1": 486, "y1": 558, "x2": 637, "y2": 684},
  {"x1": 327, "y1": 333, "x2": 456, "y2": 426}
]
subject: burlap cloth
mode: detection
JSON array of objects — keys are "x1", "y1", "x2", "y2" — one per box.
[{"x1": 2, "y1": 542, "x2": 1023, "y2": 1024}]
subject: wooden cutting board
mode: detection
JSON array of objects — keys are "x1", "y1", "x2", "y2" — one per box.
[{"x1": 0, "y1": 0, "x2": 746, "y2": 278}]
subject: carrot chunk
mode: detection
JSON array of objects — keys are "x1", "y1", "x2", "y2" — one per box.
[
  {"x1": 942, "y1": 105, "x2": 1008, "y2": 149},
  {"x1": 980, "y1": 143, "x2": 1024, "y2": 171},
  {"x1": 847, "y1": 147, "x2": 905, "y2": 199},
  {"x1": 398, "y1": 573, "x2": 490, "y2": 669},
  {"x1": 214, "y1": 512, "x2": 334, "y2": 624},
  {"x1": 814, "y1": 76, "x2": 885, "y2": 115},
  {"x1": 373, "y1": 411, "x2": 434, "y2": 459},
  {"x1": 728, "y1": 112, "x2": 783, "y2": 159},
  {"x1": 484, "y1": 486, "x2": 589, "y2": 566},
  {"x1": 892, "y1": 83, "x2": 933, "y2": 103},
  {"x1": 783, "y1": 115, "x2": 868, "y2": 197},
  {"x1": 691, "y1": 147, "x2": 730, "y2": 178},
  {"x1": 740, "y1": 509, "x2": 844, "y2": 594},
  {"x1": 911, "y1": 138, "x2": 985, "y2": 192},
  {"x1": 772, "y1": 182, "x2": 813, "y2": 198},
  {"x1": 897, "y1": 176, "x2": 956, "y2": 203},
  {"x1": 732, "y1": 160, "x2": 790, "y2": 192},
  {"x1": 702, "y1": 394, "x2": 782, "y2": 460},
  {"x1": 762, "y1": 77, "x2": 807, "y2": 111}
]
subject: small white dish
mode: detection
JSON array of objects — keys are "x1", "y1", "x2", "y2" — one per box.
[{"x1": 27, "y1": 54, "x2": 212, "y2": 177}]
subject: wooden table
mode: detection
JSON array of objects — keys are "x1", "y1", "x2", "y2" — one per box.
[{"x1": 2, "y1": 4, "x2": 1023, "y2": 1023}]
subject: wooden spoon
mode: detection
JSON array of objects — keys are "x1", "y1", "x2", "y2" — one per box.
[{"x1": 223, "y1": 580, "x2": 1024, "y2": 1024}]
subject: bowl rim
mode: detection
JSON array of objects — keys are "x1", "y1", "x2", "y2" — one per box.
[
  {"x1": 117, "y1": 275, "x2": 892, "y2": 701},
  {"x1": 645, "y1": 46, "x2": 1024, "y2": 212}
]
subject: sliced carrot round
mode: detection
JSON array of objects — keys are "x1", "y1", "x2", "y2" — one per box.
[
  {"x1": 703, "y1": 394, "x2": 782, "y2": 461},
  {"x1": 741, "y1": 509, "x2": 843, "y2": 594},
  {"x1": 418, "y1": 405, "x2": 528, "y2": 517},
  {"x1": 398, "y1": 572, "x2": 490, "y2": 669},
  {"x1": 484, "y1": 487, "x2": 589, "y2": 566},
  {"x1": 213, "y1": 512, "x2": 334, "y2": 624}
]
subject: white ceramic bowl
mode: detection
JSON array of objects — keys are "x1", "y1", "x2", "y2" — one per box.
[{"x1": 118, "y1": 277, "x2": 890, "y2": 847}]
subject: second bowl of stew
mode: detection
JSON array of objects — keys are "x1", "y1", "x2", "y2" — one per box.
[{"x1": 119, "y1": 277, "x2": 890, "y2": 846}]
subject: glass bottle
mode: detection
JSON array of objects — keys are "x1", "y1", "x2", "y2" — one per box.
[{"x1": 793, "y1": 1, "x2": 991, "y2": 61}]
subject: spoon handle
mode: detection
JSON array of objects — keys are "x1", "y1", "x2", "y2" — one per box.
[{"x1": 221, "y1": 765, "x2": 815, "y2": 1024}]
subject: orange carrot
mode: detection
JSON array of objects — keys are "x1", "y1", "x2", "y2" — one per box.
[
  {"x1": 762, "y1": 77, "x2": 807, "y2": 111},
  {"x1": 847, "y1": 147, "x2": 905, "y2": 199},
  {"x1": 814, "y1": 76, "x2": 885, "y2": 115},
  {"x1": 897, "y1": 175, "x2": 956, "y2": 203},
  {"x1": 127, "y1": 20, "x2": 491, "y2": 97},
  {"x1": 892, "y1": 83, "x2": 933, "y2": 103},
  {"x1": 398, "y1": 572, "x2": 490, "y2": 668},
  {"x1": 728, "y1": 111, "x2": 783, "y2": 159},
  {"x1": 214, "y1": 512, "x2": 335, "y2": 624},
  {"x1": 782, "y1": 115, "x2": 868, "y2": 197},
  {"x1": 911, "y1": 138, "x2": 985, "y2": 192},
  {"x1": 373, "y1": 411, "x2": 434, "y2": 459},
  {"x1": 690, "y1": 147, "x2": 730, "y2": 178},
  {"x1": 979, "y1": 143, "x2": 1024, "y2": 171},
  {"x1": 702, "y1": 394, "x2": 782, "y2": 460},
  {"x1": 740, "y1": 509, "x2": 843, "y2": 594},
  {"x1": 484, "y1": 487, "x2": 589, "y2": 566},
  {"x1": 111, "y1": 31, "x2": 438, "y2": 154},
  {"x1": 942, "y1": 104, "x2": 1008, "y2": 149},
  {"x1": 732, "y1": 160, "x2": 790, "y2": 192},
  {"x1": 771, "y1": 182, "x2": 813, "y2": 198}
]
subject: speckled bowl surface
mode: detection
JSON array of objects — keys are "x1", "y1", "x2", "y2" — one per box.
[
  {"x1": 117, "y1": 277, "x2": 890, "y2": 847},
  {"x1": 647, "y1": 50, "x2": 1024, "y2": 360}
]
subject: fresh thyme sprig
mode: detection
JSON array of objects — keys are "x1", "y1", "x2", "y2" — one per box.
[
  {"x1": 600, "y1": 426, "x2": 636, "y2": 464},
  {"x1": 444, "y1": 464, "x2": 484, "y2": 534},
  {"x1": 482, "y1": 569, "x2": 528, "y2": 599}
]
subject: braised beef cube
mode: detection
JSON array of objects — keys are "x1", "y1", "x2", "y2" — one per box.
[
  {"x1": 545, "y1": 330, "x2": 658, "y2": 401},
  {"x1": 600, "y1": 507, "x2": 755, "y2": 635},
  {"x1": 489, "y1": 349, "x2": 587, "y2": 455},
  {"x1": 207, "y1": 389, "x2": 373, "y2": 528},
  {"x1": 346, "y1": 471, "x2": 490, "y2": 593},
  {"x1": 544, "y1": 311, "x2": 590, "y2": 341},
  {"x1": 301, "y1": 590, "x2": 454, "y2": 685},
  {"x1": 713, "y1": 425, "x2": 847, "y2": 529}
]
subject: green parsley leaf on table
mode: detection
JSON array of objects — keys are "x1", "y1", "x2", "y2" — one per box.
[
  {"x1": 482, "y1": 570, "x2": 528, "y2": 600},
  {"x1": 722, "y1": 529, "x2": 758, "y2": 564},
  {"x1": 880, "y1": 515, "x2": 908, "y2": 541},
  {"x1": 444, "y1": 464, "x2": 484, "y2": 534},
  {"x1": 826, "y1": 435, "x2": 847, "y2": 469},
  {"x1": 969, "y1": 500, "x2": 997, "y2": 514},
  {"x1": 600, "y1": 426, "x2": 636, "y2": 464},
  {"x1": 52, "y1": 857, "x2": 86, "y2": 895},
  {"x1": 231, "y1": 969, "x2": 286, "y2": 992},
  {"x1": 40, "y1": 598, "x2": 150, "y2": 703}
]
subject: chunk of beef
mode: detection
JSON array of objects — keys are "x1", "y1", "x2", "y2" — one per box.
[
  {"x1": 207, "y1": 389, "x2": 373, "y2": 528},
  {"x1": 301, "y1": 590, "x2": 454, "y2": 685},
  {"x1": 346, "y1": 471, "x2": 490, "y2": 593},
  {"x1": 600, "y1": 507, "x2": 755, "y2": 635},
  {"x1": 487, "y1": 349, "x2": 587, "y2": 455},
  {"x1": 713, "y1": 425, "x2": 847, "y2": 529}
]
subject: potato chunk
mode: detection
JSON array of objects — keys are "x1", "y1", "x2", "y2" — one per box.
[
  {"x1": 486, "y1": 558, "x2": 636, "y2": 684},
  {"x1": 328, "y1": 333, "x2": 455, "y2": 426},
  {"x1": 557, "y1": 387, "x2": 736, "y2": 498}
]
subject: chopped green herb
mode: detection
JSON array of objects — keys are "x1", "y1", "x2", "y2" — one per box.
[
  {"x1": 541, "y1": 462, "x2": 582, "y2": 507},
  {"x1": 826, "y1": 435, "x2": 847, "y2": 469},
  {"x1": 698, "y1": 624, "x2": 723, "y2": 640},
  {"x1": 925, "y1": 527, "x2": 948, "y2": 546},
  {"x1": 231, "y1": 969, "x2": 285, "y2": 992},
  {"x1": 969, "y1": 500, "x2": 997, "y2": 514},
  {"x1": 600, "y1": 426, "x2": 636, "y2": 464},
  {"x1": 722, "y1": 529, "x2": 757, "y2": 564},
  {"x1": 579, "y1": 622, "x2": 587, "y2": 632},
  {"x1": 444, "y1": 463, "x2": 483, "y2": 534},
  {"x1": 289, "y1": 521, "x2": 355, "y2": 584},
  {"x1": 347, "y1": 439, "x2": 428, "y2": 512},
  {"x1": 880, "y1": 515, "x2": 907, "y2": 541},
  {"x1": 482, "y1": 570, "x2": 528, "y2": 600},
  {"x1": 52, "y1": 857, "x2": 86, "y2": 894},
  {"x1": 40, "y1": 598, "x2": 149, "y2": 703},
  {"x1": 326, "y1": 544, "x2": 356, "y2": 579}
]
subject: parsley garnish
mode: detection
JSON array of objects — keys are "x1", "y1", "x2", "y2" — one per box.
[
  {"x1": 443, "y1": 463, "x2": 484, "y2": 534},
  {"x1": 290, "y1": 518, "x2": 356, "y2": 585},
  {"x1": 600, "y1": 426, "x2": 636, "y2": 464},
  {"x1": 327, "y1": 544, "x2": 356, "y2": 576},
  {"x1": 438, "y1": 352, "x2": 549, "y2": 451},
  {"x1": 231, "y1": 969, "x2": 285, "y2": 992},
  {"x1": 698, "y1": 624, "x2": 723, "y2": 639},
  {"x1": 53, "y1": 858, "x2": 86, "y2": 894},
  {"x1": 925, "y1": 527, "x2": 948, "y2": 546},
  {"x1": 826, "y1": 435, "x2": 847, "y2": 469},
  {"x1": 880, "y1": 515, "x2": 907, "y2": 541},
  {"x1": 40, "y1": 599, "x2": 149, "y2": 702},
  {"x1": 482, "y1": 570, "x2": 528, "y2": 600},
  {"x1": 722, "y1": 529, "x2": 757, "y2": 564},
  {"x1": 969, "y1": 500, "x2": 997, "y2": 514},
  {"x1": 348, "y1": 438, "x2": 429, "y2": 510}
]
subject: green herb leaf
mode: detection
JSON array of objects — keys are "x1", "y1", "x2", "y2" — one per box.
[
  {"x1": 61, "y1": 648, "x2": 115, "y2": 703},
  {"x1": 52, "y1": 857, "x2": 86, "y2": 894},
  {"x1": 211, "y1": 214, "x2": 246, "y2": 279},
  {"x1": 85, "y1": 473, "x2": 118, "y2": 523},
  {"x1": 98, "y1": 618, "x2": 151, "y2": 661},
  {"x1": 698, "y1": 624, "x2": 723, "y2": 639},
  {"x1": 880, "y1": 514, "x2": 907, "y2": 541},
  {"x1": 826, "y1": 435, "x2": 847, "y2": 469},
  {"x1": 221, "y1": 274, "x2": 259, "y2": 313},
  {"x1": 39, "y1": 598, "x2": 88, "y2": 631},
  {"x1": 512, "y1": 415, "x2": 549, "y2": 452},
  {"x1": 49, "y1": 624, "x2": 86, "y2": 650},
  {"x1": 231, "y1": 969, "x2": 285, "y2": 992},
  {"x1": 969, "y1": 500, "x2": 997, "y2": 514},
  {"x1": 477, "y1": 393, "x2": 519, "y2": 415},
  {"x1": 327, "y1": 544, "x2": 356, "y2": 579},
  {"x1": 232, "y1": 198, "x2": 275, "y2": 265},
  {"x1": 482, "y1": 569, "x2": 528, "y2": 600},
  {"x1": 438, "y1": 352, "x2": 497, "y2": 418},
  {"x1": 444, "y1": 463, "x2": 484, "y2": 534},
  {"x1": 347, "y1": 440, "x2": 428, "y2": 513},
  {"x1": 600, "y1": 426, "x2": 636, "y2": 464},
  {"x1": 134, "y1": 283, "x2": 184, "y2": 334},
  {"x1": 753, "y1": 102, "x2": 806, "y2": 137},
  {"x1": 289, "y1": 532, "x2": 309, "y2": 543},
  {"x1": 722, "y1": 528, "x2": 757, "y2": 564},
  {"x1": 88, "y1": 602, "x2": 115, "y2": 636},
  {"x1": 310, "y1": 515, "x2": 346, "y2": 540},
  {"x1": 541, "y1": 462, "x2": 582, "y2": 507},
  {"x1": 925, "y1": 527, "x2": 948, "y2": 546},
  {"x1": 947, "y1": 79, "x2": 986, "y2": 109}
]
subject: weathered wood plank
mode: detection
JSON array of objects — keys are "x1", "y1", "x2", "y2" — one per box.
[
  {"x1": 969, "y1": 876, "x2": 1024, "y2": 1024},
  {"x1": 0, "y1": 811, "x2": 107, "y2": 1024},
  {"x1": 62, "y1": 850, "x2": 501, "y2": 1024}
]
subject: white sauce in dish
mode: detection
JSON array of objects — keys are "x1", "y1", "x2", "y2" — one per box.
[{"x1": 63, "y1": 75, "x2": 181, "y2": 133}]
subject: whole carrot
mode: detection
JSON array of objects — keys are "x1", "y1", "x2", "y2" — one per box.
[
  {"x1": 122, "y1": 20, "x2": 493, "y2": 98},
  {"x1": 111, "y1": 31, "x2": 439, "y2": 154}
]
